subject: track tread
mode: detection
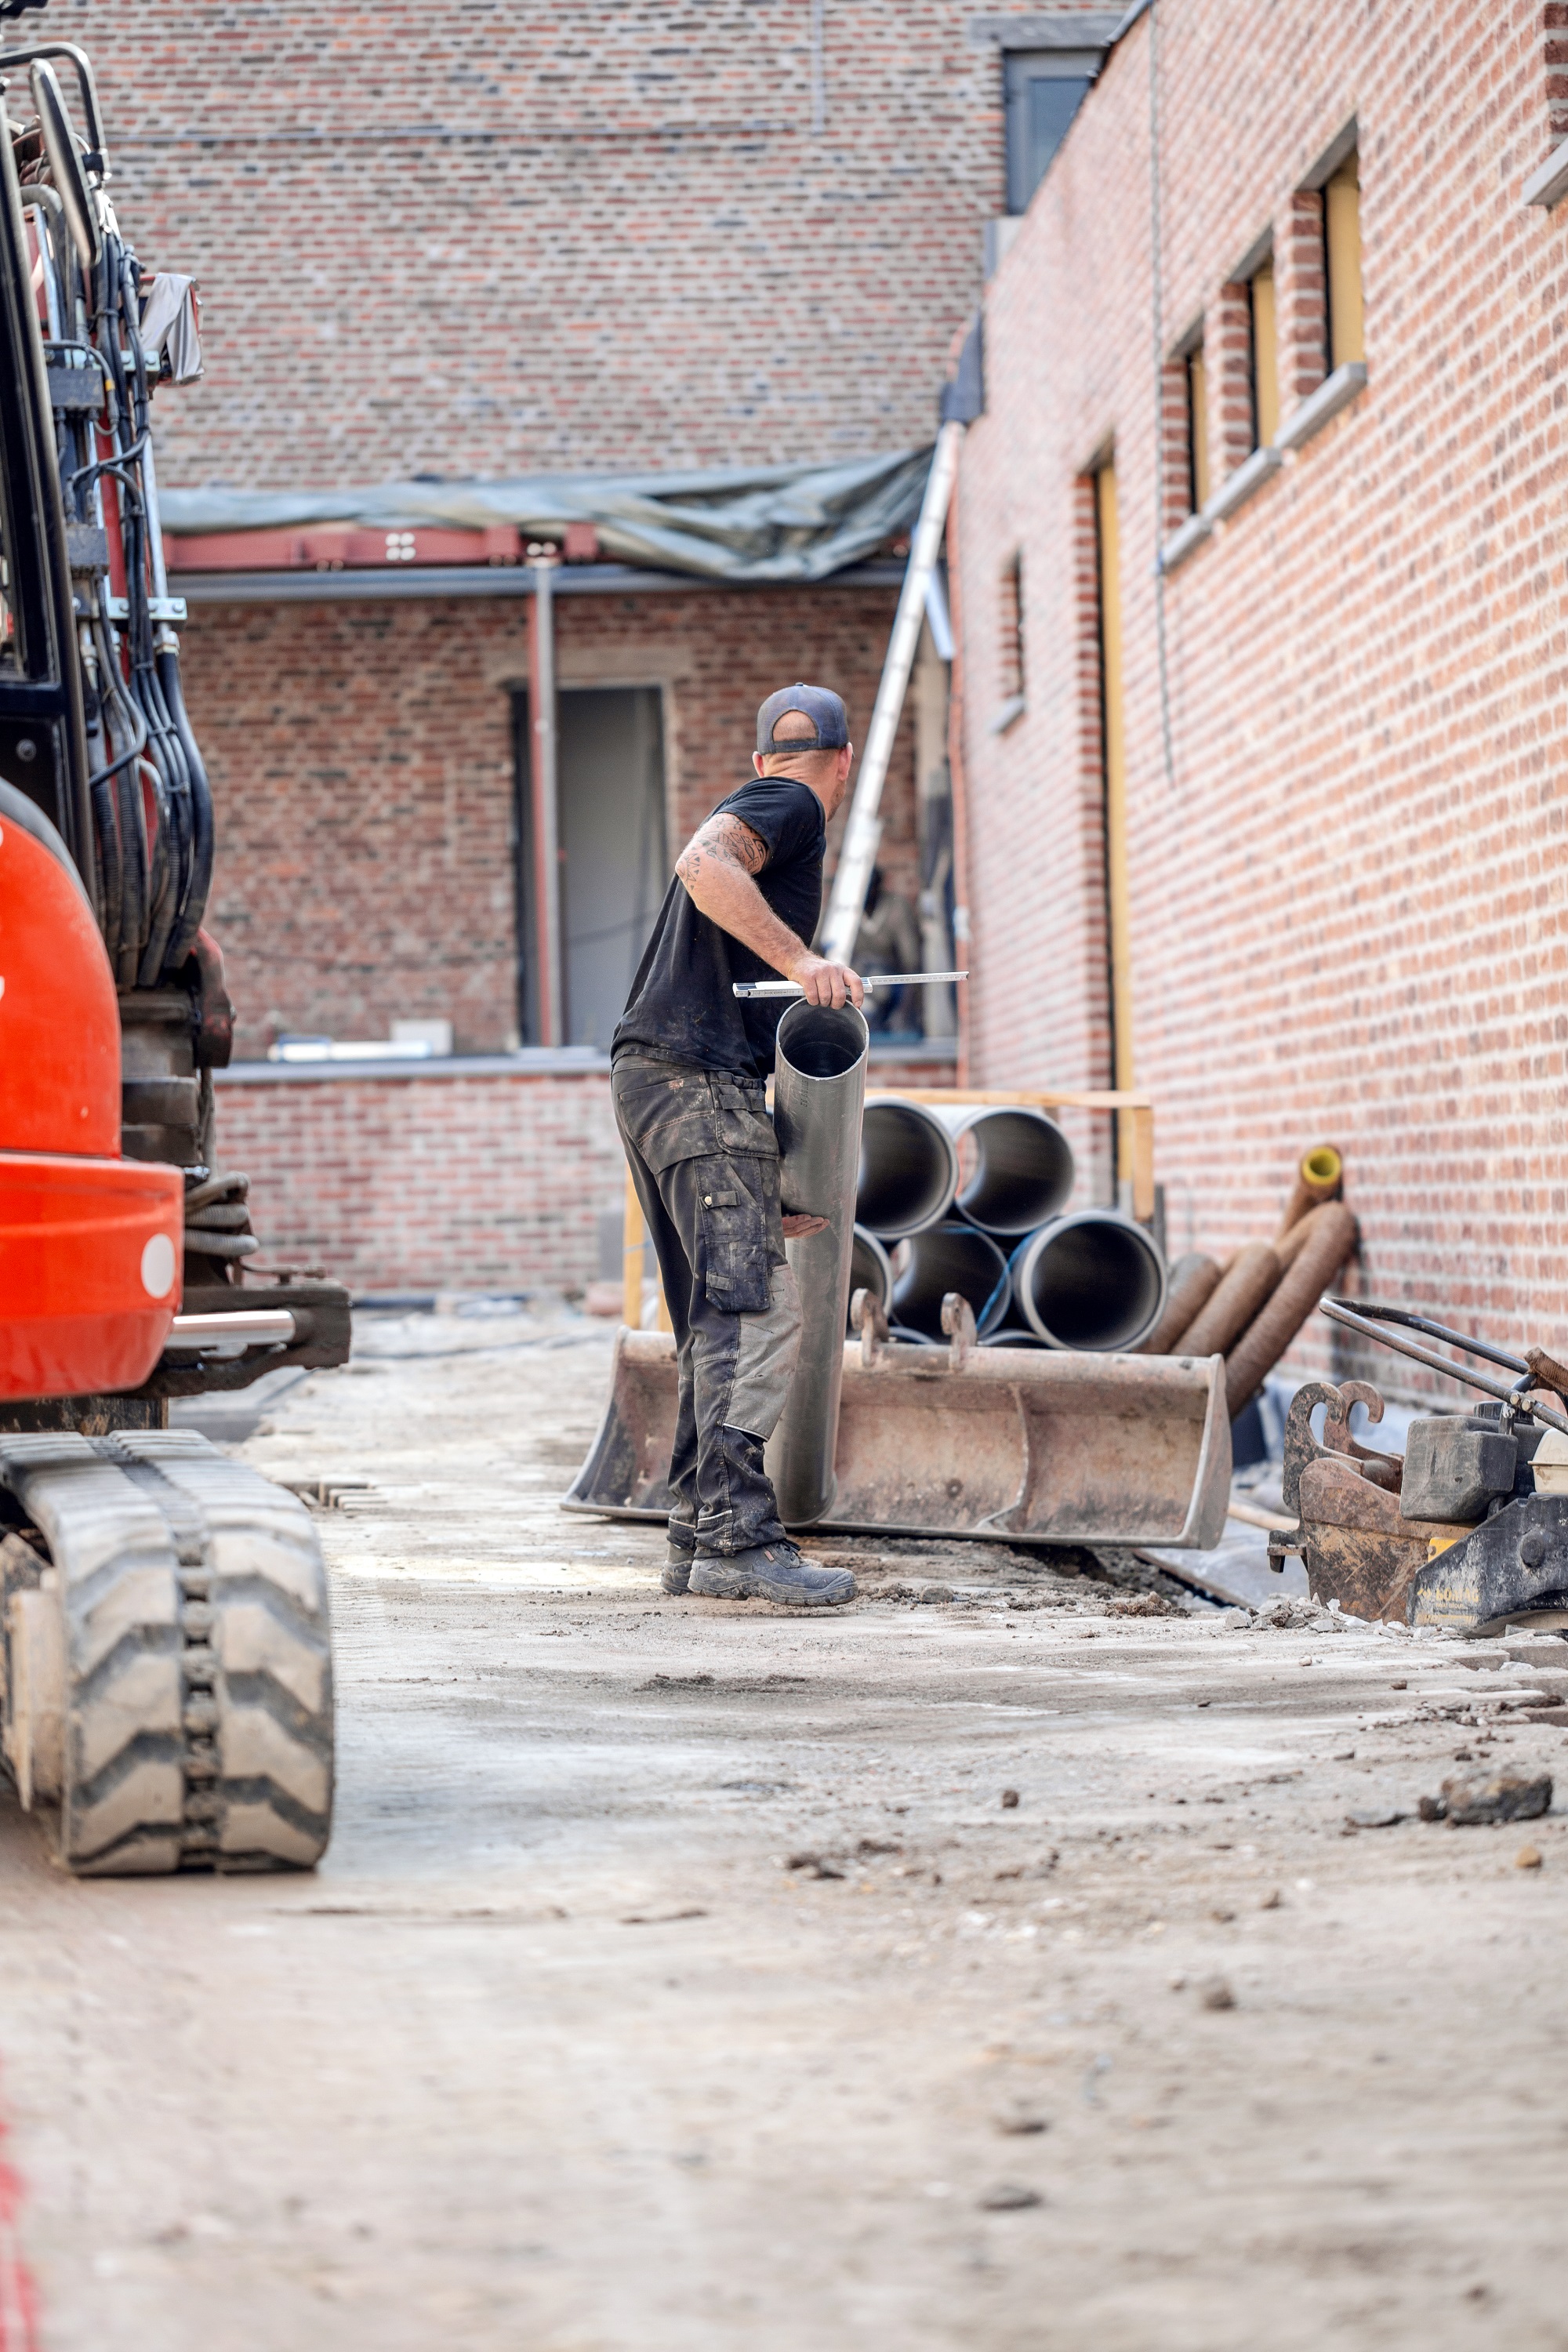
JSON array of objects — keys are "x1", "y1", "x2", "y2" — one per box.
[{"x1": 0, "y1": 1432, "x2": 334, "y2": 1875}]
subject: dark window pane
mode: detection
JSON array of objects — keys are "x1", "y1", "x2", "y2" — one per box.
[{"x1": 1004, "y1": 59, "x2": 1093, "y2": 215}]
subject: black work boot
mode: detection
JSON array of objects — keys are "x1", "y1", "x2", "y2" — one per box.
[
  {"x1": 689, "y1": 1541, "x2": 856, "y2": 1607},
  {"x1": 662, "y1": 1541, "x2": 694, "y2": 1596}
]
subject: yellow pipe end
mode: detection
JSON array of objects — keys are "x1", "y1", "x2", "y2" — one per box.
[{"x1": 1301, "y1": 1145, "x2": 1342, "y2": 1194}]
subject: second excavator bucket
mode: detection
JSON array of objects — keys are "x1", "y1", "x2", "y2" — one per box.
[{"x1": 564, "y1": 1327, "x2": 1231, "y2": 1549}]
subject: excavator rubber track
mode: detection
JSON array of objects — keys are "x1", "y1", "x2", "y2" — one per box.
[{"x1": 0, "y1": 1430, "x2": 333, "y2": 1875}]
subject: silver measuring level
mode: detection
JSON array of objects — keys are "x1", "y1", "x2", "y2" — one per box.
[{"x1": 733, "y1": 970, "x2": 968, "y2": 1000}]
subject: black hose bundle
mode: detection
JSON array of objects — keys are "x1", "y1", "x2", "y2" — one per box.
[{"x1": 24, "y1": 124, "x2": 212, "y2": 985}]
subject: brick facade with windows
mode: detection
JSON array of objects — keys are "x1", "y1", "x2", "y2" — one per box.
[
  {"x1": 955, "y1": 0, "x2": 1568, "y2": 1379},
  {"x1": 40, "y1": 0, "x2": 1120, "y2": 1285}
]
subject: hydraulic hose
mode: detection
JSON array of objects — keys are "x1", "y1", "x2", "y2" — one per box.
[{"x1": 31, "y1": 206, "x2": 216, "y2": 982}]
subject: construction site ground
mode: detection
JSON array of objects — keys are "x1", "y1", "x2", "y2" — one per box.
[{"x1": 4, "y1": 1298, "x2": 1566, "y2": 2350}]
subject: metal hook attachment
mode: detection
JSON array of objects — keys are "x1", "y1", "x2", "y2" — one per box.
[{"x1": 941, "y1": 1290, "x2": 976, "y2": 1371}]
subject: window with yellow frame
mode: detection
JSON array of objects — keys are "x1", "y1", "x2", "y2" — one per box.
[
  {"x1": 1323, "y1": 151, "x2": 1364, "y2": 369},
  {"x1": 1185, "y1": 342, "x2": 1209, "y2": 513},
  {"x1": 1247, "y1": 254, "x2": 1279, "y2": 448}
]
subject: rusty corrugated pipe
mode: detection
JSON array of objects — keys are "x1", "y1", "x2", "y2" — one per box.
[
  {"x1": 1224, "y1": 1201, "x2": 1358, "y2": 1417},
  {"x1": 1275, "y1": 1143, "x2": 1343, "y2": 1243},
  {"x1": 1141, "y1": 1250, "x2": 1223, "y2": 1355},
  {"x1": 1276, "y1": 1212, "x2": 1320, "y2": 1272},
  {"x1": 1177, "y1": 1243, "x2": 1280, "y2": 1359}
]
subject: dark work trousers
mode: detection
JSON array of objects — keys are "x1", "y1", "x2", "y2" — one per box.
[{"x1": 612, "y1": 1054, "x2": 802, "y2": 1558}]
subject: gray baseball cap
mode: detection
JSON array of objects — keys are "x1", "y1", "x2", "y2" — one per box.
[{"x1": 756, "y1": 681, "x2": 849, "y2": 753}]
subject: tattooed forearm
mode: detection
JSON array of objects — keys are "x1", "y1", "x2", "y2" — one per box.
[
  {"x1": 677, "y1": 813, "x2": 768, "y2": 884},
  {"x1": 674, "y1": 811, "x2": 809, "y2": 974},
  {"x1": 672, "y1": 804, "x2": 864, "y2": 1007}
]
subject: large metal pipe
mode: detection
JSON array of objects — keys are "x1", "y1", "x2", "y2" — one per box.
[
  {"x1": 848, "y1": 1225, "x2": 892, "y2": 1330},
  {"x1": 936, "y1": 1104, "x2": 1075, "y2": 1236},
  {"x1": 889, "y1": 1222, "x2": 1011, "y2": 1340},
  {"x1": 1009, "y1": 1212, "x2": 1167, "y2": 1352},
  {"x1": 856, "y1": 1098, "x2": 959, "y2": 1238},
  {"x1": 764, "y1": 997, "x2": 869, "y2": 1526}
]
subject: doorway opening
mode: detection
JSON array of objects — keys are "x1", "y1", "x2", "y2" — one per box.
[{"x1": 514, "y1": 684, "x2": 668, "y2": 1050}]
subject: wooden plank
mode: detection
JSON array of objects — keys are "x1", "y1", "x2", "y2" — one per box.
[
  {"x1": 622, "y1": 1162, "x2": 644, "y2": 1329},
  {"x1": 867, "y1": 1086, "x2": 1152, "y2": 1113},
  {"x1": 1095, "y1": 462, "x2": 1137, "y2": 1191},
  {"x1": 1128, "y1": 1102, "x2": 1156, "y2": 1225}
]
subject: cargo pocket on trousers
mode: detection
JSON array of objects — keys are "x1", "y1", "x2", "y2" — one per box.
[
  {"x1": 696, "y1": 1158, "x2": 775, "y2": 1315},
  {"x1": 613, "y1": 1065, "x2": 722, "y2": 1174},
  {"x1": 711, "y1": 1078, "x2": 779, "y2": 1160}
]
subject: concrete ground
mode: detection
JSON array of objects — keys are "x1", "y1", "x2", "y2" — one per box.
[{"x1": 4, "y1": 1300, "x2": 1568, "y2": 2350}]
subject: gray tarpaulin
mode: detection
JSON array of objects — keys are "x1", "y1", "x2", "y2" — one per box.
[{"x1": 159, "y1": 447, "x2": 934, "y2": 585}]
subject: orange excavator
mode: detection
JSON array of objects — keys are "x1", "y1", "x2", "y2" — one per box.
[{"x1": 0, "y1": 28, "x2": 344, "y2": 1872}]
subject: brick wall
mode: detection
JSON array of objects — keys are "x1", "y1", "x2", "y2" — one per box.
[
  {"x1": 61, "y1": 0, "x2": 1116, "y2": 487},
  {"x1": 213, "y1": 1068, "x2": 625, "y2": 1293},
  {"x1": 956, "y1": 0, "x2": 1568, "y2": 1382},
  {"x1": 190, "y1": 574, "x2": 921, "y2": 1054},
  {"x1": 213, "y1": 1055, "x2": 960, "y2": 1294},
  {"x1": 185, "y1": 578, "x2": 920, "y2": 1056}
]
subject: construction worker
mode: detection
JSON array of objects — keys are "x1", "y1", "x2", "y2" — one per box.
[{"x1": 612, "y1": 684, "x2": 863, "y2": 1607}]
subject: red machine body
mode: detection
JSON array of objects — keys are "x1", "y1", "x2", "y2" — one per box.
[{"x1": 0, "y1": 788, "x2": 181, "y2": 1397}]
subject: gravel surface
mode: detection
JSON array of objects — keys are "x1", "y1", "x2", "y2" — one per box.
[{"x1": 3, "y1": 1301, "x2": 1566, "y2": 2349}]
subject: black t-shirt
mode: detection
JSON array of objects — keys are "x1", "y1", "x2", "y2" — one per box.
[{"x1": 612, "y1": 775, "x2": 826, "y2": 1080}]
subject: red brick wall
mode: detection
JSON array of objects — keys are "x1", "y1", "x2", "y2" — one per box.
[
  {"x1": 194, "y1": 597, "x2": 516, "y2": 1056},
  {"x1": 956, "y1": 0, "x2": 1568, "y2": 1381},
  {"x1": 214, "y1": 1058, "x2": 959, "y2": 1294},
  {"x1": 186, "y1": 579, "x2": 917, "y2": 1057},
  {"x1": 63, "y1": 0, "x2": 1114, "y2": 487},
  {"x1": 214, "y1": 1069, "x2": 624, "y2": 1293}
]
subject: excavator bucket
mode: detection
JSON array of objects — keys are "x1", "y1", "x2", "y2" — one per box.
[{"x1": 564, "y1": 1327, "x2": 1231, "y2": 1549}]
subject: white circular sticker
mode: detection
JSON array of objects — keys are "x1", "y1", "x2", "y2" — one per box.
[{"x1": 140, "y1": 1232, "x2": 176, "y2": 1299}]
